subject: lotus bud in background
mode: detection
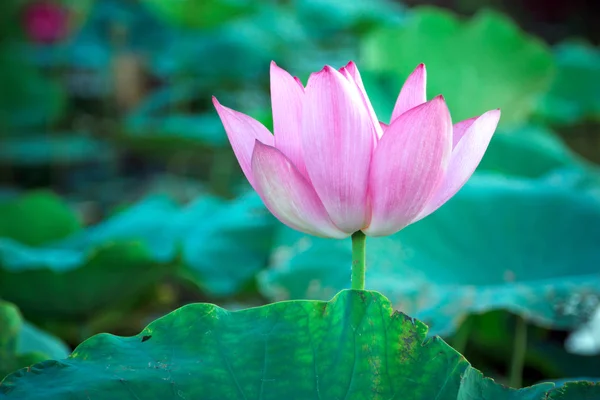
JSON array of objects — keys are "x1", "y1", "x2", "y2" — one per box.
[{"x1": 22, "y1": 0, "x2": 69, "y2": 44}]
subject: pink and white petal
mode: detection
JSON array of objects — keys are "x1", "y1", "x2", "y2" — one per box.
[
  {"x1": 379, "y1": 121, "x2": 388, "y2": 133},
  {"x1": 340, "y1": 61, "x2": 383, "y2": 139},
  {"x1": 365, "y1": 96, "x2": 453, "y2": 236},
  {"x1": 213, "y1": 97, "x2": 273, "y2": 189},
  {"x1": 391, "y1": 64, "x2": 427, "y2": 124},
  {"x1": 416, "y1": 109, "x2": 501, "y2": 221},
  {"x1": 452, "y1": 116, "x2": 477, "y2": 148},
  {"x1": 293, "y1": 76, "x2": 304, "y2": 89},
  {"x1": 251, "y1": 141, "x2": 348, "y2": 238},
  {"x1": 302, "y1": 66, "x2": 375, "y2": 233},
  {"x1": 270, "y1": 61, "x2": 307, "y2": 176}
]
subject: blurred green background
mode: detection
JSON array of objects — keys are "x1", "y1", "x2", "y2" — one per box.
[{"x1": 0, "y1": 0, "x2": 600, "y2": 389}]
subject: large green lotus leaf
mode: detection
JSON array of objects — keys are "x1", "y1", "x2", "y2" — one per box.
[
  {"x1": 61, "y1": 191, "x2": 275, "y2": 297},
  {"x1": 480, "y1": 125, "x2": 581, "y2": 178},
  {"x1": 0, "y1": 44, "x2": 66, "y2": 130},
  {"x1": 181, "y1": 192, "x2": 277, "y2": 296},
  {"x1": 295, "y1": 0, "x2": 404, "y2": 36},
  {"x1": 55, "y1": 196, "x2": 182, "y2": 263},
  {"x1": 536, "y1": 40, "x2": 600, "y2": 125},
  {"x1": 2, "y1": 289, "x2": 583, "y2": 399},
  {"x1": 124, "y1": 85, "x2": 229, "y2": 150},
  {"x1": 360, "y1": 7, "x2": 555, "y2": 125},
  {"x1": 0, "y1": 196, "x2": 192, "y2": 320},
  {"x1": 150, "y1": 29, "x2": 269, "y2": 83},
  {"x1": 259, "y1": 173, "x2": 600, "y2": 336},
  {"x1": 58, "y1": 0, "x2": 95, "y2": 32},
  {"x1": 546, "y1": 379, "x2": 600, "y2": 389},
  {"x1": 547, "y1": 382, "x2": 600, "y2": 399},
  {"x1": 0, "y1": 191, "x2": 81, "y2": 246},
  {"x1": 0, "y1": 239, "x2": 165, "y2": 321},
  {"x1": 0, "y1": 301, "x2": 69, "y2": 380},
  {"x1": 16, "y1": 322, "x2": 70, "y2": 361},
  {"x1": 0, "y1": 1, "x2": 21, "y2": 39},
  {"x1": 0, "y1": 134, "x2": 114, "y2": 166},
  {"x1": 141, "y1": 0, "x2": 255, "y2": 29}
]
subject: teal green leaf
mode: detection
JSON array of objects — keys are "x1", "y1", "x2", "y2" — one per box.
[
  {"x1": 151, "y1": 30, "x2": 270, "y2": 83},
  {"x1": 360, "y1": 7, "x2": 555, "y2": 125},
  {"x1": 259, "y1": 173, "x2": 600, "y2": 336},
  {"x1": 547, "y1": 382, "x2": 600, "y2": 399},
  {"x1": 536, "y1": 40, "x2": 600, "y2": 125},
  {"x1": 0, "y1": 301, "x2": 69, "y2": 380},
  {"x1": 1, "y1": 290, "x2": 577, "y2": 399},
  {"x1": 0, "y1": 239, "x2": 166, "y2": 321},
  {"x1": 60, "y1": 191, "x2": 277, "y2": 297},
  {"x1": 0, "y1": 196, "x2": 182, "y2": 320},
  {"x1": 296, "y1": 0, "x2": 404, "y2": 35},
  {"x1": 0, "y1": 134, "x2": 114, "y2": 167},
  {"x1": 0, "y1": 44, "x2": 66, "y2": 130},
  {"x1": 481, "y1": 125, "x2": 581, "y2": 178},
  {"x1": 544, "y1": 379, "x2": 600, "y2": 389},
  {"x1": 56, "y1": 196, "x2": 181, "y2": 263},
  {"x1": 181, "y1": 192, "x2": 277, "y2": 296},
  {"x1": 0, "y1": 192, "x2": 274, "y2": 320},
  {"x1": 140, "y1": 0, "x2": 255, "y2": 29},
  {"x1": 0, "y1": 1, "x2": 21, "y2": 40},
  {"x1": 124, "y1": 85, "x2": 229, "y2": 150},
  {"x1": 16, "y1": 322, "x2": 70, "y2": 361},
  {"x1": 0, "y1": 191, "x2": 81, "y2": 246},
  {"x1": 59, "y1": 0, "x2": 95, "y2": 31}
]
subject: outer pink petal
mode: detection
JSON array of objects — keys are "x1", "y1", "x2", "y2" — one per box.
[
  {"x1": 379, "y1": 121, "x2": 388, "y2": 133},
  {"x1": 365, "y1": 96, "x2": 452, "y2": 236},
  {"x1": 302, "y1": 66, "x2": 374, "y2": 233},
  {"x1": 270, "y1": 61, "x2": 307, "y2": 176},
  {"x1": 340, "y1": 61, "x2": 383, "y2": 139},
  {"x1": 452, "y1": 116, "x2": 477, "y2": 148},
  {"x1": 213, "y1": 97, "x2": 273, "y2": 189},
  {"x1": 293, "y1": 76, "x2": 304, "y2": 89},
  {"x1": 391, "y1": 64, "x2": 427, "y2": 124},
  {"x1": 416, "y1": 109, "x2": 501, "y2": 221},
  {"x1": 251, "y1": 141, "x2": 348, "y2": 238}
]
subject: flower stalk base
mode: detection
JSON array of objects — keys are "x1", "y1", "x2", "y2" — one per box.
[{"x1": 351, "y1": 231, "x2": 367, "y2": 290}]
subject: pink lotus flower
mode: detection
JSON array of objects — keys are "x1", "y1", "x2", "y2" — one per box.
[{"x1": 213, "y1": 62, "x2": 500, "y2": 238}]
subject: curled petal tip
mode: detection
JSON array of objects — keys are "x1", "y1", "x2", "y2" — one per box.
[
  {"x1": 270, "y1": 60, "x2": 277, "y2": 67},
  {"x1": 391, "y1": 63, "x2": 429, "y2": 121},
  {"x1": 320, "y1": 65, "x2": 339, "y2": 74},
  {"x1": 253, "y1": 138, "x2": 266, "y2": 149},
  {"x1": 484, "y1": 108, "x2": 502, "y2": 123},
  {"x1": 481, "y1": 108, "x2": 501, "y2": 120},
  {"x1": 429, "y1": 95, "x2": 448, "y2": 108},
  {"x1": 307, "y1": 65, "x2": 340, "y2": 87},
  {"x1": 212, "y1": 96, "x2": 221, "y2": 107}
]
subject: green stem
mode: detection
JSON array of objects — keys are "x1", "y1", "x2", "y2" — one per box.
[
  {"x1": 509, "y1": 315, "x2": 527, "y2": 388},
  {"x1": 350, "y1": 231, "x2": 367, "y2": 290},
  {"x1": 452, "y1": 316, "x2": 473, "y2": 355}
]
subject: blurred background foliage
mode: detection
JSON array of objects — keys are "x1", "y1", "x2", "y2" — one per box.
[{"x1": 0, "y1": 0, "x2": 600, "y2": 389}]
